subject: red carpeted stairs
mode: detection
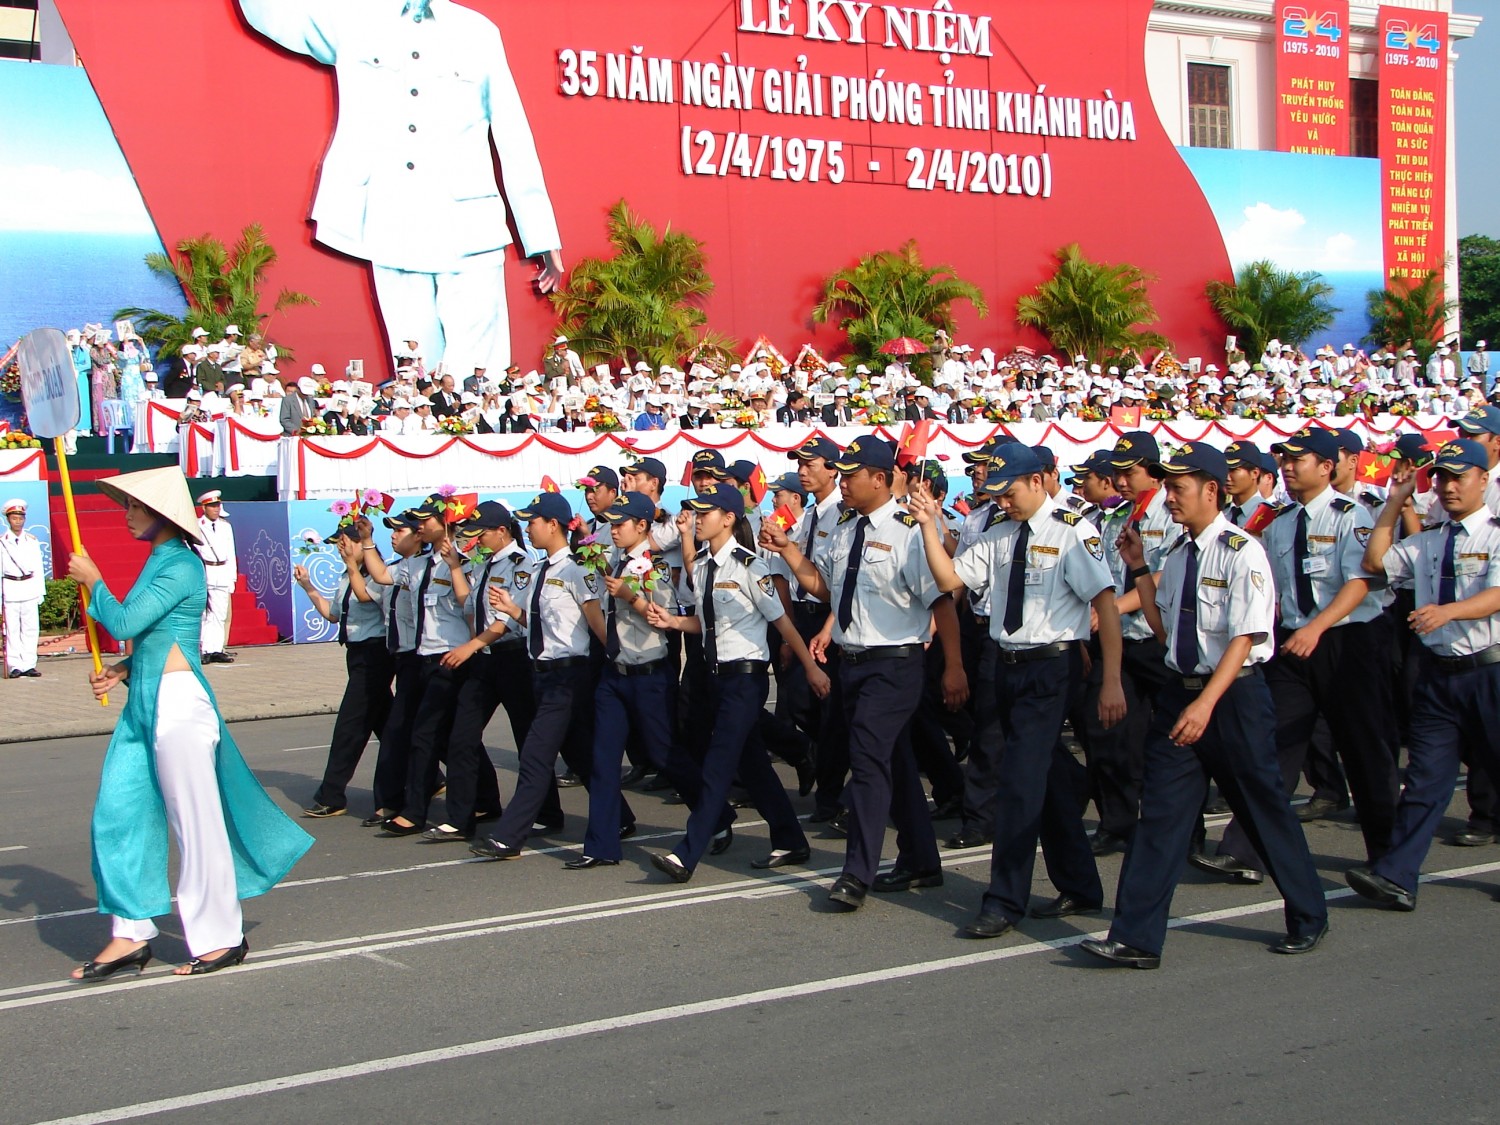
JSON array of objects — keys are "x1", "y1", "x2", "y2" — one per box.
[{"x1": 49, "y1": 471, "x2": 279, "y2": 652}]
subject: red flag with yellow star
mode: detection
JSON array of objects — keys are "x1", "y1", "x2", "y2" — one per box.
[
  {"x1": 748, "y1": 464, "x2": 769, "y2": 504},
  {"x1": 1111, "y1": 405, "x2": 1141, "y2": 428},
  {"x1": 540, "y1": 475, "x2": 562, "y2": 493},
  {"x1": 769, "y1": 504, "x2": 798, "y2": 533},
  {"x1": 1244, "y1": 504, "x2": 1281, "y2": 534},
  {"x1": 1355, "y1": 450, "x2": 1393, "y2": 487},
  {"x1": 895, "y1": 418, "x2": 931, "y2": 467},
  {"x1": 442, "y1": 492, "x2": 479, "y2": 525}
]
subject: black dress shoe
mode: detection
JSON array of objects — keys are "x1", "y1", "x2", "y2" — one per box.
[
  {"x1": 1345, "y1": 865, "x2": 1416, "y2": 911},
  {"x1": 960, "y1": 912, "x2": 1013, "y2": 939},
  {"x1": 564, "y1": 855, "x2": 620, "y2": 870},
  {"x1": 1188, "y1": 852, "x2": 1265, "y2": 885},
  {"x1": 650, "y1": 852, "x2": 692, "y2": 883},
  {"x1": 827, "y1": 874, "x2": 868, "y2": 909},
  {"x1": 1447, "y1": 829, "x2": 1497, "y2": 847},
  {"x1": 7, "y1": 669, "x2": 21, "y2": 679},
  {"x1": 1089, "y1": 829, "x2": 1127, "y2": 856},
  {"x1": 795, "y1": 757, "x2": 817, "y2": 798},
  {"x1": 469, "y1": 837, "x2": 522, "y2": 860},
  {"x1": 751, "y1": 848, "x2": 811, "y2": 870},
  {"x1": 1270, "y1": 921, "x2": 1329, "y2": 954},
  {"x1": 930, "y1": 796, "x2": 963, "y2": 821},
  {"x1": 73, "y1": 942, "x2": 152, "y2": 982},
  {"x1": 378, "y1": 819, "x2": 423, "y2": 837},
  {"x1": 619, "y1": 824, "x2": 637, "y2": 840},
  {"x1": 1079, "y1": 938, "x2": 1160, "y2": 969},
  {"x1": 23, "y1": 667, "x2": 41, "y2": 677},
  {"x1": 872, "y1": 867, "x2": 944, "y2": 892},
  {"x1": 827, "y1": 809, "x2": 849, "y2": 837},
  {"x1": 621, "y1": 765, "x2": 649, "y2": 788},
  {"x1": 301, "y1": 803, "x2": 346, "y2": 819},
  {"x1": 183, "y1": 938, "x2": 249, "y2": 975},
  {"x1": 710, "y1": 826, "x2": 733, "y2": 855},
  {"x1": 1297, "y1": 796, "x2": 1348, "y2": 822},
  {"x1": 808, "y1": 807, "x2": 839, "y2": 824},
  {"x1": 360, "y1": 810, "x2": 396, "y2": 828},
  {"x1": 944, "y1": 828, "x2": 991, "y2": 850},
  {"x1": 1032, "y1": 894, "x2": 1102, "y2": 919},
  {"x1": 420, "y1": 825, "x2": 472, "y2": 842},
  {"x1": 557, "y1": 771, "x2": 583, "y2": 788}
]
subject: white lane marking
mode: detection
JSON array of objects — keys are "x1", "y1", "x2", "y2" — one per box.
[
  {"x1": 24, "y1": 859, "x2": 1500, "y2": 1125},
  {"x1": 357, "y1": 952, "x2": 408, "y2": 970},
  {"x1": 0, "y1": 845, "x2": 28, "y2": 852}
]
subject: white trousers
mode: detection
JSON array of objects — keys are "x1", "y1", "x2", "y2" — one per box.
[
  {"x1": 372, "y1": 260, "x2": 511, "y2": 375},
  {"x1": 201, "y1": 584, "x2": 232, "y2": 655},
  {"x1": 112, "y1": 672, "x2": 243, "y2": 956},
  {"x1": 4, "y1": 597, "x2": 39, "y2": 673}
]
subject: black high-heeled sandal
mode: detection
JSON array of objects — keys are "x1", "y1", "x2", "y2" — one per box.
[
  {"x1": 183, "y1": 938, "x2": 249, "y2": 975},
  {"x1": 73, "y1": 942, "x2": 152, "y2": 982}
]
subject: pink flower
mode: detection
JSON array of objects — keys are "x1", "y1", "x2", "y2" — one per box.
[
  {"x1": 579, "y1": 533, "x2": 598, "y2": 546},
  {"x1": 302, "y1": 531, "x2": 319, "y2": 544},
  {"x1": 437, "y1": 483, "x2": 457, "y2": 498},
  {"x1": 361, "y1": 488, "x2": 384, "y2": 508},
  {"x1": 576, "y1": 476, "x2": 599, "y2": 488},
  {"x1": 330, "y1": 499, "x2": 352, "y2": 517}
]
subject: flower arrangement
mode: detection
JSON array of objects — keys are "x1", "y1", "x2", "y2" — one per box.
[
  {"x1": 436, "y1": 415, "x2": 473, "y2": 435},
  {"x1": 864, "y1": 406, "x2": 898, "y2": 426},
  {"x1": 1150, "y1": 353, "x2": 1184, "y2": 379},
  {"x1": 1143, "y1": 407, "x2": 1175, "y2": 422},
  {"x1": 0, "y1": 431, "x2": 41, "y2": 449},
  {"x1": 724, "y1": 408, "x2": 760, "y2": 430},
  {"x1": 1298, "y1": 403, "x2": 1320, "y2": 417},
  {"x1": 573, "y1": 530, "x2": 610, "y2": 575},
  {"x1": 982, "y1": 401, "x2": 1020, "y2": 423},
  {"x1": 794, "y1": 345, "x2": 828, "y2": 374},
  {"x1": 0, "y1": 363, "x2": 20, "y2": 398},
  {"x1": 590, "y1": 410, "x2": 624, "y2": 433},
  {"x1": 300, "y1": 417, "x2": 333, "y2": 436},
  {"x1": 619, "y1": 552, "x2": 659, "y2": 596},
  {"x1": 1241, "y1": 407, "x2": 1266, "y2": 421},
  {"x1": 584, "y1": 394, "x2": 601, "y2": 412},
  {"x1": 1389, "y1": 400, "x2": 1417, "y2": 417},
  {"x1": 1192, "y1": 406, "x2": 1222, "y2": 421},
  {"x1": 849, "y1": 394, "x2": 874, "y2": 411},
  {"x1": 1075, "y1": 405, "x2": 1106, "y2": 422}
]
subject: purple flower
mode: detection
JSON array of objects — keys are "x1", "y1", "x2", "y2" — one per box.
[
  {"x1": 579, "y1": 533, "x2": 598, "y2": 546},
  {"x1": 330, "y1": 499, "x2": 353, "y2": 517},
  {"x1": 437, "y1": 483, "x2": 458, "y2": 498}
]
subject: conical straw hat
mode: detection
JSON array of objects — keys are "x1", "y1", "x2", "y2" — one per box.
[{"x1": 96, "y1": 467, "x2": 206, "y2": 544}]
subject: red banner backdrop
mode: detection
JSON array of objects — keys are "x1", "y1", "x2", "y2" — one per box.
[
  {"x1": 1378, "y1": 4, "x2": 1448, "y2": 285},
  {"x1": 52, "y1": 0, "x2": 1232, "y2": 381},
  {"x1": 1274, "y1": 1, "x2": 1349, "y2": 156}
]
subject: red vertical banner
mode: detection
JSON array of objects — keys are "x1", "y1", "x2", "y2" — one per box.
[
  {"x1": 1378, "y1": 5, "x2": 1449, "y2": 285},
  {"x1": 1274, "y1": 2, "x2": 1350, "y2": 155}
]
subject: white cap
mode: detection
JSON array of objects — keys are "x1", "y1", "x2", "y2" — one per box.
[
  {"x1": 297, "y1": 376, "x2": 319, "y2": 395},
  {"x1": 191, "y1": 327, "x2": 208, "y2": 338},
  {"x1": 459, "y1": 391, "x2": 481, "y2": 405},
  {"x1": 3, "y1": 498, "x2": 26, "y2": 515},
  {"x1": 553, "y1": 335, "x2": 568, "y2": 345},
  {"x1": 186, "y1": 388, "x2": 203, "y2": 399},
  {"x1": 262, "y1": 362, "x2": 279, "y2": 375},
  {"x1": 197, "y1": 489, "x2": 223, "y2": 505},
  {"x1": 310, "y1": 363, "x2": 326, "y2": 375},
  {"x1": 144, "y1": 370, "x2": 159, "y2": 381},
  {"x1": 224, "y1": 324, "x2": 240, "y2": 335},
  {"x1": 392, "y1": 398, "x2": 412, "y2": 410}
]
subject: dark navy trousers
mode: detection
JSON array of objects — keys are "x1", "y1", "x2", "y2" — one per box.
[
  {"x1": 313, "y1": 639, "x2": 395, "y2": 811},
  {"x1": 1110, "y1": 670, "x2": 1328, "y2": 956},
  {"x1": 983, "y1": 648, "x2": 1101, "y2": 922},
  {"x1": 373, "y1": 652, "x2": 423, "y2": 812},
  {"x1": 440, "y1": 644, "x2": 536, "y2": 832},
  {"x1": 839, "y1": 652, "x2": 939, "y2": 886}
]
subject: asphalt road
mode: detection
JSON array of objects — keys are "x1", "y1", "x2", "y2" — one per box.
[{"x1": 2, "y1": 716, "x2": 1497, "y2": 1125}]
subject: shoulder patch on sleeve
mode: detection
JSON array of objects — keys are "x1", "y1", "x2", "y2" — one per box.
[
  {"x1": 837, "y1": 509, "x2": 859, "y2": 526},
  {"x1": 1219, "y1": 530, "x2": 1249, "y2": 552},
  {"x1": 581, "y1": 571, "x2": 600, "y2": 595},
  {"x1": 652, "y1": 556, "x2": 671, "y2": 575},
  {"x1": 896, "y1": 512, "x2": 917, "y2": 528},
  {"x1": 695, "y1": 544, "x2": 711, "y2": 560},
  {"x1": 1330, "y1": 496, "x2": 1356, "y2": 514},
  {"x1": 1491, "y1": 516, "x2": 1500, "y2": 529},
  {"x1": 985, "y1": 508, "x2": 1009, "y2": 531},
  {"x1": 731, "y1": 545, "x2": 758, "y2": 566},
  {"x1": 1052, "y1": 509, "x2": 1081, "y2": 526},
  {"x1": 1359, "y1": 491, "x2": 1382, "y2": 508}
]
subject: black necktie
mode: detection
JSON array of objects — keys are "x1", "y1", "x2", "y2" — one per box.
[
  {"x1": 1293, "y1": 509, "x2": 1315, "y2": 615},
  {"x1": 412, "y1": 556, "x2": 435, "y2": 645},
  {"x1": 475, "y1": 557, "x2": 497, "y2": 636},
  {"x1": 836, "y1": 517, "x2": 869, "y2": 632},
  {"x1": 795, "y1": 506, "x2": 821, "y2": 600},
  {"x1": 386, "y1": 584, "x2": 401, "y2": 653},
  {"x1": 1003, "y1": 521, "x2": 1030, "y2": 635},
  {"x1": 605, "y1": 557, "x2": 627, "y2": 659},
  {"x1": 1438, "y1": 522, "x2": 1460, "y2": 605},
  {"x1": 1175, "y1": 542, "x2": 1201, "y2": 673},
  {"x1": 528, "y1": 558, "x2": 551, "y2": 658},
  {"x1": 702, "y1": 558, "x2": 719, "y2": 667},
  {"x1": 1230, "y1": 505, "x2": 1243, "y2": 527},
  {"x1": 337, "y1": 584, "x2": 352, "y2": 646}
]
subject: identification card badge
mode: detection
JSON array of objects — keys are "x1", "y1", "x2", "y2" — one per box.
[
  {"x1": 1455, "y1": 556, "x2": 1486, "y2": 577},
  {"x1": 1301, "y1": 555, "x2": 1329, "y2": 577},
  {"x1": 1024, "y1": 569, "x2": 1044, "y2": 587}
]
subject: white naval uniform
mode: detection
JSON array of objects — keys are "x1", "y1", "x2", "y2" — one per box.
[
  {"x1": 0, "y1": 529, "x2": 44, "y2": 674},
  {"x1": 195, "y1": 515, "x2": 238, "y2": 656}
]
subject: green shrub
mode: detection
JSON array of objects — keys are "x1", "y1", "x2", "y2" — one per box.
[{"x1": 39, "y1": 579, "x2": 79, "y2": 632}]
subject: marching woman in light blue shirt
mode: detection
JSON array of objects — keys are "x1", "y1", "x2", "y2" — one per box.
[{"x1": 66, "y1": 468, "x2": 311, "y2": 981}]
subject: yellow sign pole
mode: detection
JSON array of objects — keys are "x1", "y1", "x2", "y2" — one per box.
[{"x1": 53, "y1": 437, "x2": 108, "y2": 706}]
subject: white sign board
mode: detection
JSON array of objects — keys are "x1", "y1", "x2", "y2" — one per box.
[{"x1": 17, "y1": 328, "x2": 81, "y2": 439}]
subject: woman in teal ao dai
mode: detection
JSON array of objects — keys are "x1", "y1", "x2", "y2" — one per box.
[{"x1": 66, "y1": 467, "x2": 311, "y2": 980}]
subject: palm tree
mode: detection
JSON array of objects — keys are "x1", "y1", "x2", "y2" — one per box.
[
  {"x1": 549, "y1": 200, "x2": 734, "y2": 369},
  {"x1": 1366, "y1": 266, "x2": 1457, "y2": 365},
  {"x1": 116, "y1": 223, "x2": 316, "y2": 360},
  {"x1": 812, "y1": 240, "x2": 987, "y2": 373},
  {"x1": 1205, "y1": 260, "x2": 1338, "y2": 359},
  {"x1": 1015, "y1": 243, "x2": 1168, "y2": 365}
]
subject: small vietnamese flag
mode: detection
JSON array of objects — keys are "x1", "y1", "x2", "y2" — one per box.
[
  {"x1": 680, "y1": 461, "x2": 695, "y2": 486},
  {"x1": 1111, "y1": 405, "x2": 1141, "y2": 428},
  {"x1": 1421, "y1": 428, "x2": 1458, "y2": 451},
  {"x1": 1244, "y1": 504, "x2": 1280, "y2": 534},
  {"x1": 540, "y1": 475, "x2": 562, "y2": 493},
  {"x1": 896, "y1": 418, "x2": 931, "y2": 467},
  {"x1": 769, "y1": 504, "x2": 798, "y2": 533},
  {"x1": 1355, "y1": 450, "x2": 1394, "y2": 487},
  {"x1": 748, "y1": 464, "x2": 769, "y2": 504},
  {"x1": 953, "y1": 496, "x2": 971, "y2": 517},
  {"x1": 443, "y1": 492, "x2": 479, "y2": 524},
  {"x1": 1129, "y1": 487, "x2": 1158, "y2": 526}
]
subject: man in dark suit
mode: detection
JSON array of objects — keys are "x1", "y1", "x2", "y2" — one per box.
[
  {"x1": 163, "y1": 345, "x2": 197, "y2": 398},
  {"x1": 906, "y1": 387, "x2": 940, "y2": 421},
  {"x1": 429, "y1": 374, "x2": 461, "y2": 418},
  {"x1": 680, "y1": 400, "x2": 708, "y2": 429},
  {"x1": 463, "y1": 368, "x2": 486, "y2": 395},
  {"x1": 777, "y1": 391, "x2": 812, "y2": 425},
  {"x1": 821, "y1": 388, "x2": 855, "y2": 427}
]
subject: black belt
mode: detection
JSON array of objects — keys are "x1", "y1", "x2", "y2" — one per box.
[
  {"x1": 996, "y1": 641, "x2": 1072, "y2": 665},
  {"x1": 3, "y1": 573, "x2": 32, "y2": 581},
  {"x1": 203, "y1": 560, "x2": 228, "y2": 566},
  {"x1": 1426, "y1": 645, "x2": 1500, "y2": 673},
  {"x1": 712, "y1": 659, "x2": 769, "y2": 675},
  {"x1": 1179, "y1": 666, "x2": 1258, "y2": 691},
  {"x1": 840, "y1": 643, "x2": 923, "y2": 665},
  {"x1": 613, "y1": 656, "x2": 671, "y2": 676},
  {"x1": 972, "y1": 615, "x2": 990, "y2": 627},
  {"x1": 535, "y1": 655, "x2": 588, "y2": 668}
]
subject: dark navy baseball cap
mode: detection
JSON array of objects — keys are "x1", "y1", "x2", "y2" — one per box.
[
  {"x1": 981, "y1": 444, "x2": 1044, "y2": 496},
  {"x1": 1333, "y1": 429, "x2": 1365, "y2": 455},
  {"x1": 1030, "y1": 444, "x2": 1058, "y2": 471},
  {"x1": 1391, "y1": 432, "x2": 1435, "y2": 465},
  {"x1": 1108, "y1": 431, "x2": 1163, "y2": 470},
  {"x1": 727, "y1": 459, "x2": 759, "y2": 485},
  {"x1": 792, "y1": 435, "x2": 840, "y2": 463},
  {"x1": 1272, "y1": 427, "x2": 1340, "y2": 462},
  {"x1": 578, "y1": 465, "x2": 619, "y2": 490},
  {"x1": 1158, "y1": 442, "x2": 1229, "y2": 481},
  {"x1": 1224, "y1": 441, "x2": 1275, "y2": 473},
  {"x1": 456, "y1": 500, "x2": 514, "y2": 534},
  {"x1": 406, "y1": 493, "x2": 450, "y2": 521},
  {"x1": 1432, "y1": 438, "x2": 1490, "y2": 475},
  {"x1": 831, "y1": 435, "x2": 897, "y2": 474},
  {"x1": 514, "y1": 492, "x2": 573, "y2": 524},
  {"x1": 769, "y1": 472, "x2": 805, "y2": 496},
  {"x1": 621, "y1": 456, "x2": 667, "y2": 484},
  {"x1": 600, "y1": 491, "x2": 656, "y2": 523},
  {"x1": 1069, "y1": 450, "x2": 1115, "y2": 478},
  {"x1": 690, "y1": 449, "x2": 730, "y2": 479},
  {"x1": 1457, "y1": 406, "x2": 1500, "y2": 436},
  {"x1": 382, "y1": 508, "x2": 424, "y2": 531},
  {"x1": 683, "y1": 483, "x2": 746, "y2": 517}
]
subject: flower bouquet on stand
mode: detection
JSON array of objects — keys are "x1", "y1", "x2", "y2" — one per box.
[
  {"x1": 590, "y1": 409, "x2": 624, "y2": 433},
  {"x1": 437, "y1": 414, "x2": 473, "y2": 435},
  {"x1": 300, "y1": 417, "x2": 334, "y2": 436}
]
